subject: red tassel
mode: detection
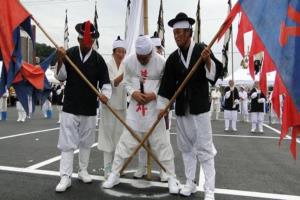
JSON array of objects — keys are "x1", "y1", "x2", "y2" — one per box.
[{"x1": 83, "y1": 21, "x2": 92, "y2": 47}]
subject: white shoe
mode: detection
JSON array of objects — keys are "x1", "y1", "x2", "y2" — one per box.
[
  {"x1": 102, "y1": 172, "x2": 120, "y2": 189},
  {"x1": 251, "y1": 128, "x2": 255, "y2": 133},
  {"x1": 133, "y1": 166, "x2": 146, "y2": 179},
  {"x1": 204, "y1": 191, "x2": 215, "y2": 200},
  {"x1": 224, "y1": 128, "x2": 229, "y2": 132},
  {"x1": 57, "y1": 120, "x2": 61, "y2": 124},
  {"x1": 259, "y1": 129, "x2": 264, "y2": 133},
  {"x1": 160, "y1": 170, "x2": 168, "y2": 182},
  {"x1": 168, "y1": 177, "x2": 180, "y2": 194},
  {"x1": 232, "y1": 128, "x2": 237, "y2": 132},
  {"x1": 179, "y1": 181, "x2": 197, "y2": 196},
  {"x1": 55, "y1": 176, "x2": 71, "y2": 192},
  {"x1": 78, "y1": 170, "x2": 92, "y2": 183}
]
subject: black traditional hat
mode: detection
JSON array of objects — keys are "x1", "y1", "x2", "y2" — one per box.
[
  {"x1": 75, "y1": 21, "x2": 99, "y2": 39},
  {"x1": 168, "y1": 12, "x2": 195, "y2": 27}
]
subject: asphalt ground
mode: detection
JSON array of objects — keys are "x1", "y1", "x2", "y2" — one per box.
[{"x1": 0, "y1": 107, "x2": 299, "y2": 200}]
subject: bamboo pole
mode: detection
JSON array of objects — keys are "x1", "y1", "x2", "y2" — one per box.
[
  {"x1": 30, "y1": 16, "x2": 166, "y2": 173},
  {"x1": 120, "y1": 17, "x2": 229, "y2": 175},
  {"x1": 143, "y1": 0, "x2": 152, "y2": 180}
]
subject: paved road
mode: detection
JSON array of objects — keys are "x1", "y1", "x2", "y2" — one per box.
[{"x1": 0, "y1": 107, "x2": 299, "y2": 200}]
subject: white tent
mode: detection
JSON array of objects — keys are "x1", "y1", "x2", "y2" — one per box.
[{"x1": 216, "y1": 68, "x2": 276, "y2": 86}]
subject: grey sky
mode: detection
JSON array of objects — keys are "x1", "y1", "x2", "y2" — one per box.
[{"x1": 21, "y1": 0, "x2": 242, "y2": 75}]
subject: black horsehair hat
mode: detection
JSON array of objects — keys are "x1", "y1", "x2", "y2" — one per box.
[
  {"x1": 75, "y1": 21, "x2": 99, "y2": 39},
  {"x1": 168, "y1": 12, "x2": 195, "y2": 27}
]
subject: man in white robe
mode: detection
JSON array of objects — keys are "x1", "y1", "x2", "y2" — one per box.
[
  {"x1": 133, "y1": 33, "x2": 168, "y2": 182},
  {"x1": 102, "y1": 35, "x2": 180, "y2": 194},
  {"x1": 210, "y1": 86, "x2": 221, "y2": 120},
  {"x1": 239, "y1": 86, "x2": 249, "y2": 122},
  {"x1": 98, "y1": 36, "x2": 127, "y2": 179}
]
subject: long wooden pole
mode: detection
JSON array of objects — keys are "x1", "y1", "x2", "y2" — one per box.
[
  {"x1": 120, "y1": 18, "x2": 229, "y2": 175},
  {"x1": 143, "y1": 0, "x2": 152, "y2": 180},
  {"x1": 30, "y1": 16, "x2": 166, "y2": 173}
]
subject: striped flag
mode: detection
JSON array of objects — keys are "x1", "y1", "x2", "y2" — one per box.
[
  {"x1": 93, "y1": 2, "x2": 99, "y2": 50},
  {"x1": 221, "y1": 0, "x2": 232, "y2": 78},
  {"x1": 64, "y1": 9, "x2": 69, "y2": 49},
  {"x1": 125, "y1": 0, "x2": 131, "y2": 39},
  {"x1": 193, "y1": 0, "x2": 201, "y2": 43},
  {"x1": 157, "y1": 0, "x2": 165, "y2": 47}
]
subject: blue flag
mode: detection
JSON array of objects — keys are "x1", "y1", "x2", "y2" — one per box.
[{"x1": 239, "y1": 0, "x2": 300, "y2": 111}]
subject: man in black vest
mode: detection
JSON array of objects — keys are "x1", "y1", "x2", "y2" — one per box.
[
  {"x1": 55, "y1": 21, "x2": 111, "y2": 192},
  {"x1": 224, "y1": 80, "x2": 240, "y2": 131},
  {"x1": 157, "y1": 12, "x2": 223, "y2": 200},
  {"x1": 250, "y1": 81, "x2": 266, "y2": 133}
]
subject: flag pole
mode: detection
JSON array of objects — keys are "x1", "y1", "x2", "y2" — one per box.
[
  {"x1": 143, "y1": 0, "x2": 153, "y2": 181},
  {"x1": 229, "y1": 0, "x2": 234, "y2": 81},
  {"x1": 120, "y1": 14, "x2": 232, "y2": 174},
  {"x1": 30, "y1": 16, "x2": 166, "y2": 172}
]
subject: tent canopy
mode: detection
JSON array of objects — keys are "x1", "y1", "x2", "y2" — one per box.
[{"x1": 216, "y1": 68, "x2": 275, "y2": 86}]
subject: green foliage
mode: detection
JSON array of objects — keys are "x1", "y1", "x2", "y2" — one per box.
[{"x1": 35, "y1": 43, "x2": 56, "y2": 63}]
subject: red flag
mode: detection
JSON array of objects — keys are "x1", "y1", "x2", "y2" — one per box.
[
  {"x1": 236, "y1": 13, "x2": 252, "y2": 56},
  {"x1": 20, "y1": 63, "x2": 45, "y2": 90},
  {"x1": 0, "y1": 0, "x2": 30, "y2": 70},
  {"x1": 217, "y1": 2, "x2": 241, "y2": 41}
]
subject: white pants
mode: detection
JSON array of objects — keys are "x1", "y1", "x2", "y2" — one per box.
[
  {"x1": 111, "y1": 120, "x2": 175, "y2": 176},
  {"x1": 210, "y1": 102, "x2": 221, "y2": 120},
  {"x1": 42, "y1": 100, "x2": 52, "y2": 118},
  {"x1": 240, "y1": 101, "x2": 248, "y2": 121},
  {"x1": 176, "y1": 112, "x2": 216, "y2": 192},
  {"x1": 57, "y1": 112, "x2": 96, "y2": 151},
  {"x1": 224, "y1": 110, "x2": 237, "y2": 130},
  {"x1": 59, "y1": 148, "x2": 91, "y2": 177},
  {"x1": 0, "y1": 97, "x2": 7, "y2": 112},
  {"x1": 251, "y1": 112, "x2": 265, "y2": 131},
  {"x1": 16, "y1": 101, "x2": 26, "y2": 121}
]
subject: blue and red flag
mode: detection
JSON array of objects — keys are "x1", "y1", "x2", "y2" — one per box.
[{"x1": 218, "y1": 0, "x2": 300, "y2": 159}]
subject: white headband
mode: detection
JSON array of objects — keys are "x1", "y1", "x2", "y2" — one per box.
[
  {"x1": 135, "y1": 35, "x2": 153, "y2": 55},
  {"x1": 151, "y1": 37, "x2": 162, "y2": 47},
  {"x1": 113, "y1": 40, "x2": 126, "y2": 50},
  {"x1": 173, "y1": 21, "x2": 191, "y2": 29}
]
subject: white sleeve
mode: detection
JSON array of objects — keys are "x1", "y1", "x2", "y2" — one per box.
[
  {"x1": 157, "y1": 95, "x2": 169, "y2": 110},
  {"x1": 55, "y1": 63, "x2": 67, "y2": 81},
  {"x1": 205, "y1": 60, "x2": 216, "y2": 81},
  {"x1": 101, "y1": 83, "x2": 112, "y2": 99},
  {"x1": 259, "y1": 98, "x2": 266, "y2": 103},
  {"x1": 251, "y1": 92, "x2": 258, "y2": 99},
  {"x1": 225, "y1": 91, "x2": 231, "y2": 99},
  {"x1": 124, "y1": 63, "x2": 137, "y2": 96}
]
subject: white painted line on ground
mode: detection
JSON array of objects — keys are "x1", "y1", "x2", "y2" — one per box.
[
  {"x1": 0, "y1": 165, "x2": 299, "y2": 200},
  {"x1": 212, "y1": 188, "x2": 300, "y2": 200},
  {"x1": 263, "y1": 123, "x2": 300, "y2": 144},
  {"x1": 213, "y1": 134, "x2": 282, "y2": 139},
  {"x1": 172, "y1": 132, "x2": 290, "y2": 140},
  {"x1": 0, "y1": 128, "x2": 59, "y2": 140},
  {"x1": 27, "y1": 143, "x2": 98, "y2": 170}
]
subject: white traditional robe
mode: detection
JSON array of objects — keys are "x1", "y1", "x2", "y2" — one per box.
[
  {"x1": 98, "y1": 57, "x2": 127, "y2": 153},
  {"x1": 210, "y1": 89, "x2": 221, "y2": 120},
  {"x1": 111, "y1": 52, "x2": 175, "y2": 176},
  {"x1": 239, "y1": 90, "x2": 249, "y2": 121}
]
